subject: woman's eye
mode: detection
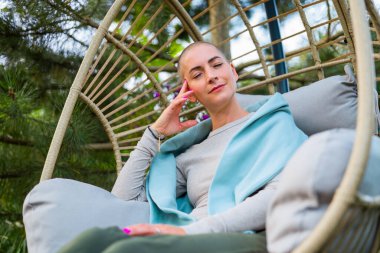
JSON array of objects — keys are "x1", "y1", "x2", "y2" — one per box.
[
  {"x1": 193, "y1": 73, "x2": 202, "y2": 79},
  {"x1": 214, "y1": 63, "x2": 223, "y2": 68}
]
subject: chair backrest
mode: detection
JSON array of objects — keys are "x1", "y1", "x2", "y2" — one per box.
[
  {"x1": 42, "y1": 0, "x2": 380, "y2": 178},
  {"x1": 40, "y1": 0, "x2": 379, "y2": 252}
]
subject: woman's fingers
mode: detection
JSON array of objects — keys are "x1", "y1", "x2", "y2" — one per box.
[
  {"x1": 166, "y1": 80, "x2": 194, "y2": 112},
  {"x1": 171, "y1": 96, "x2": 187, "y2": 109},
  {"x1": 123, "y1": 224, "x2": 186, "y2": 236},
  {"x1": 181, "y1": 90, "x2": 194, "y2": 98},
  {"x1": 177, "y1": 79, "x2": 195, "y2": 99},
  {"x1": 123, "y1": 224, "x2": 156, "y2": 236},
  {"x1": 178, "y1": 79, "x2": 189, "y2": 96},
  {"x1": 180, "y1": 120, "x2": 198, "y2": 130},
  {"x1": 150, "y1": 81, "x2": 196, "y2": 136},
  {"x1": 171, "y1": 90, "x2": 193, "y2": 108}
]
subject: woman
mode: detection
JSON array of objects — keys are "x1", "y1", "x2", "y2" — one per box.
[
  {"x1": 59, "y1": 41, "x2": 306, "y2": 253},
  {"x1": 111, "y1": 41, "x2": 307, "y2": 235}
]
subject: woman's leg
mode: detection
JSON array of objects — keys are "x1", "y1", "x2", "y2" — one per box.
[
  {"x1": 58, "y1": 227, "x2": 126, "y2": 253},
  {"x1": 106, "y1": 232, "x2": 267, "y2": 253},
  {"x1": 59, "y1": 227, "x2": 267, "y2": 253}
]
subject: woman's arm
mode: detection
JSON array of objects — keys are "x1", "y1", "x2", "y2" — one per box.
[
  {"x1": 122, "y1": 177, "x2": 279, "y2": 236},
  {"x1": 111, "y1": 129, "x2": 159, "y2": 201},
  {"x1": 112, "y1": 80, "x2": 197, "y2": 201},
  {"x1": 182, "y1": 176, "x2": 280, "y2": 234}
]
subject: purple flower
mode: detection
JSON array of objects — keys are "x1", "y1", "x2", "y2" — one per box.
[
  {"x1": 172, "y1": 87, "x2": 181, "y2": 98},
  {"x1": 153, "y1": 91, "x2": 160, "y2": 98},
  {"x1": 202, "y1": 114, "x2": 210, "y2": 120},
  {"x1": 163, "y1": 84, "x2": 171, "y2": 90}
]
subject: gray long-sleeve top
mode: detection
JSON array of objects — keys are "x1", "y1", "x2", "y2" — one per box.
[{"x1": 112, "y1": 113, "x2": 279, "y2": 234}]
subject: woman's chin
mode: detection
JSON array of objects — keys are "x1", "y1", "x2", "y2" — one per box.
[{"x1": 204, "y1": 92, "x2": 236, "y2": 109}]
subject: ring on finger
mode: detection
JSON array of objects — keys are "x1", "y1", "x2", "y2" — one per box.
[{"x1": 154, "y1": 227, "x2": 161, "y2": 234}]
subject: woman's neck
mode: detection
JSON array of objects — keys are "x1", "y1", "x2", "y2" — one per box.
[{"x1": 209, "y1": 97, "x2": 249, "y2": 131}]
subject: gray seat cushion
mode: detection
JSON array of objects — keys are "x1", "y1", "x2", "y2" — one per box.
[
  {"x1": 23, "y1": 179, "x2": 150, "y2": 253},
  {"x1": 237, "y1": 65, "x2": 380, "y2": 136},
  {"x1": 266, "y1": 129, "x2": 380, "y2": 253}
]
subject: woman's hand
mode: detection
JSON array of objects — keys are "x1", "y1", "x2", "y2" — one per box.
[
  {"x1": 123, "y1": 224, "x2": 186, "y2": 236},
  {"x1": 151, "y1": 80, "x2": 198, "y2": 136}
]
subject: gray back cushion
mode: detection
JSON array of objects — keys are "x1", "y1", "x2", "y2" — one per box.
[
  {"x1": 266, "y1": 129, "x2": 380, "y2": 253},
  {"x1": 237, "y1": 65, "x2": 380, "y2": 136}
]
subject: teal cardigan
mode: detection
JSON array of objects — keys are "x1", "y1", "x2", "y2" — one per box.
[{"x1": 146, "y1": 93, "x2": 307, "y2": 225}]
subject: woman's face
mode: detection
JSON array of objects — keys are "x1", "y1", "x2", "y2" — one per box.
[{"x1": 180, "y1": 44, "x2": 238, "y2": 111}]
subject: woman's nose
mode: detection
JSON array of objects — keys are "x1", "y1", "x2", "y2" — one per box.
[{"x1": 206, "y1": 69, "x2": 218, "y2": 84}]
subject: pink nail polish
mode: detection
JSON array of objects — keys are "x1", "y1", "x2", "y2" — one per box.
[
  {"x1": 122, "y1": 227, "x2": 131, "y2": 235},
  {"x1": 183, "y1": 96, "x2": 188, "y2": 99}
]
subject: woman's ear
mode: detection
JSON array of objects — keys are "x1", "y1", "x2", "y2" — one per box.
[
  {"x1": 188, "y1": 94, "x2": 197, "y2": 103},
  {"x1": 230, "y1": 63, "x2": 239, "y2": 82},
  {"x1": 188, "y1": 87, "x2": 197, "y2": 102},
  {"x1": 185, "y1": 80, "x2": 197, "y2": 103}
]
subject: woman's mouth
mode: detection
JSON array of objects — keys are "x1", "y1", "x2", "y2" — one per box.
[{"x1": 208, "y1": 84, "x2": 226, "y2": 94}]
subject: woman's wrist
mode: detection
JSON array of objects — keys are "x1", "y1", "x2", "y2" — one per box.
[{"x1": 148, "y1": 125, "x2": 166, "y2": 140}]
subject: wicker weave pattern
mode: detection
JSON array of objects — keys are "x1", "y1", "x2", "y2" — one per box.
[{"x1": 53, "y1": 0, "x2": 380, "y2": 171}]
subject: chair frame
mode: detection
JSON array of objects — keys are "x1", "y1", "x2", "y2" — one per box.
[{"x1": 40, "y1": 0, "x2": 379, "y2": 252}]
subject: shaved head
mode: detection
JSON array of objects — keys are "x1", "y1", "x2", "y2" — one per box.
[{"x1": 177, "y1": 42, "x2": 228, "y2": 82}]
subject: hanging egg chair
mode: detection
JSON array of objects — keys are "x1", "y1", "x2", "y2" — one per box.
[{"x1": 38, "y1": 0, "x2": 380, "y2": 252}]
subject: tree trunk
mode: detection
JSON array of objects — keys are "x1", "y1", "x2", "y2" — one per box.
[{"x1": 208, "y1": 0, "x2": 231, "y2": 59}]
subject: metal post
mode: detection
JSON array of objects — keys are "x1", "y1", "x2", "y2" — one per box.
[{"x1": 264, "y1": 0, "x2": 289, "y2": 93}]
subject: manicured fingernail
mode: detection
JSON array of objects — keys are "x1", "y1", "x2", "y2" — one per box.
[
  {"x1": 122, "y1": 227, "x2": 131, "y2": 235},
  {"x1": 183, "y1": 96, "x2": 188, "y2": 99}
]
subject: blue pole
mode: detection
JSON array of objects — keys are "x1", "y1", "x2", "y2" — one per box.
[{"x1": 264, "y1": 0, "x2": 289, "y2": 93}]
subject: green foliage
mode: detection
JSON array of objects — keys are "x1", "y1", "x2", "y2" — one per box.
[
  {"x1": 0, "y1": 219, "x2": 27, "y2": 253},
  {"x1": 1, "y1": 0, "x2": 379, "y2": 252},
  {"x1": 0, "y1": 64, "x2": 117, "y2": 253},
  {"x1": 0, "y1": 1, "x2": 117, "y2": 251}
]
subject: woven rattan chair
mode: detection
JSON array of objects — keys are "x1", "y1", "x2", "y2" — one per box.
[{"x1": 40, "y1": 0, "x2": 380, "y2": 252}]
